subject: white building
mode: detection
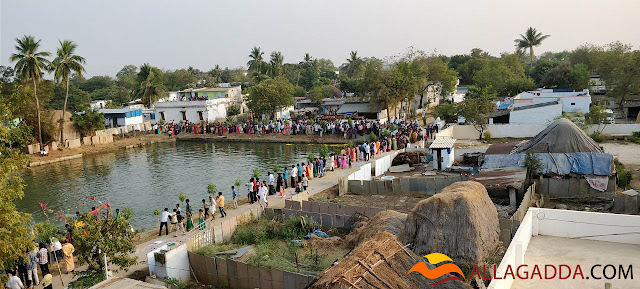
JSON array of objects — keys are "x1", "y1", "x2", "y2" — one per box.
[
  {"x1": 429, "y1": 138, "x2": 455, "y2": 170},
  {"x1": 98, "y1": 108, "x2": 144, "y2": 128},
  {"x1": 154, "y1": 98, "x2": 229, "y2": 123},
  {"x1": 512, "y1": 88, "x2": 591, "y2": 114},
  {"x1": 174, "y1": 86, "x2": 243, "y2": 104},
  {"x1": 90, "y1": 100, "x2": 107, "y2": 110}
]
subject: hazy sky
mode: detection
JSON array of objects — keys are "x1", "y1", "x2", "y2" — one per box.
[{"x1": 2, "y1": 0, "x2": 639, "y2": 77}]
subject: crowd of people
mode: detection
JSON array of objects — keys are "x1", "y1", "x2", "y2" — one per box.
[
  {"x1": 157, "y1": 191, "x2": 229, "y2": 237},
  {"x1": 152, "y1": 117, "x2": 438, "y2": 142}
]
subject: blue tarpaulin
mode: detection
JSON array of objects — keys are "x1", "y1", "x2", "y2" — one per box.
[{"x1": 482, "y1": 153, "x2": 612, "y2": 176}]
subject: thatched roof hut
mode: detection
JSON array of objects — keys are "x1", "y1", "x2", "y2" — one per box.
[
  {"x1": 402, "y1": 181, "x2": 500, "y2": 265},
  {"x1": 311, "y1": 231, "x2": 470, "y2": 289}
]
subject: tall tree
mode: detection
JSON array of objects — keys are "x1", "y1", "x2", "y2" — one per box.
[
  {"x1": 53, "y1": 40, "x2": 86, "y2": 143},
  {"x1": 10, "y1": 35, "x2": 52, "y2": 144},
  {"x1": 134, "y1": 63, "x2": 165, "y2": 108},
  {"x1": 343, "y1": 51, "x2": 364, "y2": 78},
  {"x1": 303, "y1": 53, "x2": 313, "y2": 63},
  {"x1": 269, "y1": 51, "x2": 284, "y2": 76},
  {"x1": 514, "y1": 27, "x2": 550, "y2": 64},
  {"x1": 457, "y1": 86, "x2": 496, "y2": 138},
  {"x1": 247, "y1": 46, "x2": 264, "y2": 72},
  {"x1": 593, "y1": 42, "x2": 640, "y2": 106},
  {"x1": 246, "y1": 77, "x2": 294, "y2": 118}
]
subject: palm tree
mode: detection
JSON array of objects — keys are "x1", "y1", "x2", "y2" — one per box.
[
  {"x1": 135, "y1": 63, "x2": 165, "y2": 108},
  {"x1": 344, "y1": 51, "x2": 363, "y2": 78},
  {"x1": 303, "y1": 53, "x2": 313, "y2": 63},
  {"x1": 10, "y1": 35, "x2": 52, "y2": 145},
  {"x1": 247, "y1": 47, "x2": 264, "y2": 72},
  {"x1": 269, "y1": 51, "x2": 284, "y2": 76},
  {"x1": 53, "y1": 40, "x2": 85, "y2": 143},
  {"x1": 514, "y1": 27, "x2": 550, "y2": 64}
]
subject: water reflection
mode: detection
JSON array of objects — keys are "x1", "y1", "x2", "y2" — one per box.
[{"x1": 18, "y1": 141, "x2": 315, "y2": 230}]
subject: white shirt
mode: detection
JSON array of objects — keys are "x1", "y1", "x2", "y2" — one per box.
[
  {"x1": 268, "y1": 174, "x2": 275, "y2": 186},
  {"x1": 160, "y1": 211, "x2": 170, "y2": 222},
  {"x1": 6, "y1": 276, "x2": 24, "y2": 289}
]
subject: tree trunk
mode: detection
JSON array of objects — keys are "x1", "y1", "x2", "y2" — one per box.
[
  {"x1": 419, "y1": 94, "x2": 424, "y2": 109},
  {"x1": 61, "y1": 76, "x2": 70, "y2": 144},
  {"x1": 33, "y1": 78, "x2": 43, "y2": 145},
  {"x1": 529, "y1": 46, "x2": 535, "y2": 64}
]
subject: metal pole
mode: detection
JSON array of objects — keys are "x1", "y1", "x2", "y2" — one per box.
[
  {"x1": 53, "y1": 250, "x2": 64, "y2": 286},
  {"x1": 104, "y1": 250, "x2": 109, "y2": 279}
]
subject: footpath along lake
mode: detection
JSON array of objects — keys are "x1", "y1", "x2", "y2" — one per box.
[{"x1": 18, "y1": 141, "x2": 318, "y2": 230}]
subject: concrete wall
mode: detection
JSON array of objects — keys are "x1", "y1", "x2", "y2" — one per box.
[
  {"x1": 188, "y1": 251, "x2": 314, "y2": 289},
  {"x1": 489, "y1": 208, "x2": 640, "y2": 289},
  {"x1": 148, "y1": 243, "x2": 191, "y2": 283},
  {"x1": 373, "y1": 154, "x2": 393, "y2": 177},
  {"x1": 511, "y1": 183, "x2": 535, "y2": 222},
  {"x1": 431, "y1": 147, "x2": 454, "y2": 170},
  {"x1": 509, "y1": 103, "x2": 562, "y2": 125},
  {"x1": 487, "y1": 124, "x2": 546, "y2": 138},
  {"x1": 347, "y1": 163, "x2": 372, "y2": 181},
  {"x1": 536, "y1": 175, "x2": 615, "y2": 200},
  {"x1": 586, "y1": 123, "x2": 640, "y2": 136},
  {"x1": 270, "y1": 200, "x2": 386, "y2": 230},
  {"x1": 348, "y1": 175, "x2": 469, "y2": 195}
]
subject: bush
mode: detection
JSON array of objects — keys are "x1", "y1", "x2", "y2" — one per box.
[
  {"x1": 227, "y1": 104, "x2": 241, "y2": 116},
  {"x1": 483, "y1": 131, "x2": 492, "y2": 141},
  {"x1": 319, "y1": 145, "x2": 329, "y2": 158},
  {"x1": 207, "y1": 183, "x2": 217, "y2": 195},
  {"x1": 615, "y1": 160, "x2": 633, "y2": 188},
  {"x1": 369, "y1": 132, "x2": 378, "y2": 142},
  {"x1": 590, "y1": 132, "x2": 607, "y2": 143},
  {"x1": 232, "y1": 220, "x2": 268, "y2": 245}
]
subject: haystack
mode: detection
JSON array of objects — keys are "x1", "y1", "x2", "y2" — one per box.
[
  {"x1": 346, "y1": 210, "x2": 407, "y2": 248},
  {"x1": 311, "y1": 231, "x2": 470, "y2": 289},
  {"x1": 513, "y1": 118, "x2": 603, "y2": 153},
  {"x1": 402, "y1": 181, "x2": 499, "y2": 265}
]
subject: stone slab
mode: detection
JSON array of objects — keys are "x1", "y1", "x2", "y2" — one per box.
[
  {"x1": 321, "y1": 213, "x2": 333, "y2": 228},
  {"x1": 349, "y1": 180, "x2": 363, "y2": 194},
  {"x1": 368, "y1": 180, "x2": 378, "y2": 195},
  {"x1": 216, "y1": 258, "x2": 229, "y2": 287},
  {"x1": 271, "y1": 268, "x2": 284, "y2": 289},
  {"x1": 248, "y1": 265, "x2": 260, "y2": 289},
  {"x1": 392, "y1": 178, "x2": 401, "y2": 194},
  {"x1": 265, "y1": 208, "x2": 274, "y2": 220},
  {"x1": 309, "y1": 212, "x2": 322, "y2": 225},
  {"x1": 273, "y1": 208, "x2": 283, "y2": 221},
  {"x1": 204, "y1": 255, "x2": 217, "y2": 285},
  {"x1": 334, "y1": 215, "x2": 345, "y2": 228},
  {"x1": 290, "y1": 200, "x2": 301, "y2": 211},
  {"x1": 227, "y1": 259, "x2": 239, "y2": 288},
  {"x1": 236, "y1": 260, "x2": 249, "y2": 289},
  {"x1": 283, "y1": 271, "x2": 297, "y2": 289},
  {"x1": 295, "y1": 275, "x2": 311, "y2": 289},
  {"x1": 301, "y1": 200, "x2": 312, "y2": 212},
  {"x1": 376, "y1": 181, "x2": 386, "y2": 195},
  {"x1": 284, "y1": 209, "x2": 296, "y2": 220},
  {"x1": 259, "y1": 267, "x2": 273, "y2": 289},
  {"x1": 327, "y1": 203, "x2": 337, "y2": 215},
  {"x1": 285, "y1": 200, "x2": 293, "y2": 209},
  {"x1": 336, "y1": 204, "x2": 346, "y2": 215},
  {"x1": 319, "y1": 202, "x2": 329, "y2": 214},
  {"x1": 311, "y1": 202, "x2": 320, "y2": 213}
]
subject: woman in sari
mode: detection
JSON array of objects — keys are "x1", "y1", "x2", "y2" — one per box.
[
  {"x1": 197, "y1": 209, "x2": 206, "y2": 230},
  {"x1": 186, "y1": 212, "x2": 194, "y2": 231}
]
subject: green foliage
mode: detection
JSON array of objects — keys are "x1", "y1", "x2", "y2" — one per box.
[
  {"x1": 178, "y1": 192, "x2": 185, "y2": 204},
  {"x1": 71, "y1": 109, "x2": 105, "y2": 136},
  {"x1": 590, "y1": 132, "x2": 607, "y2": 143},
  {"x1": 227, "y1": 104, "x2": 241, "y2": 116},
  {"x1": 525, "y1": 151, "x2": 543, "y2": 176},
  {"x1": 234, "y1": 179, "x2": 243, "y2": 187},
  {"x1": 557, "y1": 112, "x2": 586, "y2": 130},
  {"x1": 585, "y1": 105, "x2": 608, "y2": 125},
  {"x1": 34, "y1": 221, "x2": 59, "y2": 244},
  {"x1": 369, "y1": 132, "x2": 378, "y2": 142},
  {"x1": 319, "y1": 145, "x2": 329, "y2": 158},
  {"x1": 153, "y1": 209, "x2": 160, "y2": 216},
  {"x1": 253, "y1": 168, "x2": 261, "y2": 178},
  {"x1": 207, "y1": 183, "x2": 217, "y2": 195},
  {"x1": 483, "y1": 131, "x2": 492, "y2": 142},
  {"x1": 134, "y1": 63, "x2": 165, "y2": 108},
  {"x1": 514, "y1": 27, "x2": 551, "y2": 63},
  {"x1": 457, "y1": 86, "x2": 496, "y2": 134},
  {"x1": 615, "y1": 160, "x2": 633, "y2": 188},
  {"x1": 246, "y1": 77, "x2": 294, "y2": 117},
  {"x1": 433, "y1": 103, "x2": 458, "y2": 123},
  {"x1": 540, "y1": 61, "x2": 590, "y2": 90},
  {"x1": 73, "y1": 212, "x2": 138, "y2": 273},
  {"x1": 272, "y1": 165, "x2": 281, "y2": 173},
  {"x1": 308, "y1": 152, "x2": 316, "y2": 162},
  {"x1": 68, "y1": 270, "x2": 106, "y2": 289}
]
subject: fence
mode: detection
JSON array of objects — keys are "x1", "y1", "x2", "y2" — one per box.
[
  {"x1": 348, "y1": 175, "x2": 469, "y2": 195},
  {"x1": 537, "y1": 175, "x2": 616, "y2": 199},
  {"x1": 188, "y1": 251, "x2": 315, "y2": 289},
  {"x1": 266, "y1": 200, "x2": 386, "y2": 230},
  {"x1": 511, "y1": 183, "x2": 536, "y2": 222}
]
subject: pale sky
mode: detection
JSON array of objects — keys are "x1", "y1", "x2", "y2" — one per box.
[{"x1": 2, "y1": 0, "x2": 639, "y2": 77}]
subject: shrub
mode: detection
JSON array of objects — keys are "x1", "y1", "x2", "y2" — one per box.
[
  {"x1": 483, "y1": 131, "x2": 492, "y2": 142},
  {"x1": 232, "y1": 221, "x2": 268, "y2": 245},
  {"x1": 207, "y1": 183, "x2": 217, "y2": 195},
  {"x1": 319, "y1": 145, "x2": 329, "y2": 158},
  {"x1": 615, "y1": 160, "x2": 633, "y2": 188},
  {"x1": 227, "y1": 104, "x2": 241, "y2": 116},
  {"x1": 369, "y1": 132, "x2": 378, "y2": 142},
  {"x1": 590, "y1": 132, "x2": 607, "y2": 143}
]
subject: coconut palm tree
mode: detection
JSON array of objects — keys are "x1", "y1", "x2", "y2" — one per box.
[
  {"x1": 269, "y1": 51, "x2": 284, "y2": 76},
  {"x1": 247, "y1": 46, "x2": 264, "y2": 72},
  {"x1": 135, "y1": 63, "x2": 165, "y2": 108},
  {"x1": 344, "y1": 51, "x2": 364, "y2": 78},
  {"x1": 514, "y1": 27, "x2": 550, "y2": 64},
  {"x1": 10, "y1": 35, "x2": 52, "y2": 145},
  {"x1": 53, "y1": 40, "x2": 85, "y2": 143},
  {"x1": 303, "y1": 53, "x2": 313, "y2": 63}
]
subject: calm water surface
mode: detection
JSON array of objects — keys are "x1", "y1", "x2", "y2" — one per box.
[{"x1": 18, "y1": 141, "x2": 316, "y2": 230}]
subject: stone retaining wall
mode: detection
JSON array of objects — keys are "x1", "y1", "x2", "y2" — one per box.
[
  {"x1": 265, "y1": 200, "x2": 385, "y2": 230},
  {"x1": 348, "y1": 175, "x2": 468, "y2": 195}
]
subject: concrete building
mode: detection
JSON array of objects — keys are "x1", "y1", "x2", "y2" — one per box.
[
  {"x1": 99, "y1": 108, "x2": 144, "y2": 128},
  {"x1": 429, "y1": 138, "x2": 456, "y2": 170},
  {"x1": 154, "y1": 98, "x2": 229, "y2": 123},
  {"x1": 176, "y1": 86, "x2": 243, "y2": 103},
  {"x1": 510, "y1": 88, "x2": 591, "y2": 114},
  {"x1": 337, "y1": 102, "x2": 389, "y2": 123},
  {"x1": 90, "y1": 100, "x2": 107, "y2": 110},
  {"x1": 490, "y1": 101, "x2": 563, "y2": 125},
  {"x1": 590, "y1": 73, "x2": 607, "y2": 95},
  {"x1": 489, "y1": 208, "x2": 640, "y2": 289}
]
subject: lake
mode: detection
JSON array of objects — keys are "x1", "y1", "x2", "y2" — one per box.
[{"x1": 17, "y1": 141, "x2": 317, "y2": 230}]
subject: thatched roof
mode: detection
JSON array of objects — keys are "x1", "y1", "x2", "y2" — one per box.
[
  {"x1": 346, "y1": 210, "x2": 407, "y2": 248},
  {"x1": 402, "y1": 181, "x2": 500, "y2": 265},
  {"x1": 311, "y1": 231, "x2": 470, "y2": 289},
  {"x1": 513, "y1": 118, "x2": 603, "y2": 154}
]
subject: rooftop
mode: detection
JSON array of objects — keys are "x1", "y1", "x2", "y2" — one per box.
[
  {"x1": 90, "y1": 278, "x2": 166, "y2": 289},
  {"x1": 179, "y1": 86, "x2": 238, "y2": 93},
  {"x1": 429, "y1": 138, "x2": 456, "y2": 149},
  {"x1": 98, "y1": 108, "x2": 141, "y2": 114},
  {"x1": 470, "y1": 167, "x2": 527, "y2": 191}
]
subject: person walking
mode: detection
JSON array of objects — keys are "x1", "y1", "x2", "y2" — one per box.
[
  {"x1": 283, "y1": 168, "x2": 288, "y2": 189},
  {"x1": 36, "y1": 243, "x2": 48, "y2": 274},
  {"x1": 276, "y1": 173, "x2": 283, "y2": 197},
  {"x1": 267, "y1": 172, "x2": 275, "y2": 195},
  {"x1": 174, "y1": 211, "x2": 185, "y2": 237},
  {"x1": 6, "y1": 271, "x2": 24, "y2": 289},
  {"x1": 61, "y1": 239, "x2": 75, "y2": 274},
  {"x1": 186, "y1": 211, "x2": 194, "y2": 231},
  {"x1": 258, "y1": 182, "x2": 269, "y2": 208},
  {"x1": 208, "y1": 195, "x2": 217, "y2": 220},
  {"x1": 158, "y1": 208, "x2": 170, "y2": 236},
  {"x1": 247, "y1": 178, "x2": 254, "y2": 204},
  {"x1": 170, "y1": 209, "x2": 178, "y2": 233},
  {"x1": 217, "y1": 192, "x2": 227, "y2": 217},
  {"x1": 290, "y1": 165, "x2": 297, "y2": 188},
  {"x1": 202, "y1": 199, "x2": 210, "y2": 220},
  {"x1": 231, "y1": 186, "x2": 238, "y2": 209},
  {"x1": 197, "y1": 209, "x2": 206, "y2": 230},
  {"x1": 185, "y1": 199, "x2": 192, "y2": 215},
  {"x1": 27, "y1": 247, "x2": 39, "y2": 287},
  {"x1": 302, "y1": 175, "x2": 309, "y2": 191}
]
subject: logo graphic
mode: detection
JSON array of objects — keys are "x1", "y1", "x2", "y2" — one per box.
[{"x1": 408, "y1": 253, "x2": 466, "y2": 285}]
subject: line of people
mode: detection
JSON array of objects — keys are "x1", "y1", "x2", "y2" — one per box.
[{"x1": 158, "y1": 190, "x2": 232, "y2": 237}]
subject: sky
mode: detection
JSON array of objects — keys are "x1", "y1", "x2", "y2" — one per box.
[{"x1": 2, "y1": 0, "x2": 640, "y2": 77}]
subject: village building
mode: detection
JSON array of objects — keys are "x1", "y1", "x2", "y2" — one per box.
[
  {"x1": 154, "y1": 85, "x2": 243, "y2": 123},
  {"x1": 99, "y1": 108, "x2": 144, "y2": 128},
  {"x1": 336, "y1": 102, "x2": 388, "y2": 123},
  {"x1": 429, "y1": 138, "x2": 456, "y2": 171},
  {"x1": 490, "y1": 89, "x2": 591, "y2": 124}
]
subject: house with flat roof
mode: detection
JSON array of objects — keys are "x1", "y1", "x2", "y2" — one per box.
[
  {"x1": 489, "y1": 208, "x2": 640, "y2": 289},
  {"x1": 154, "y1": 85, "x2": 244, "y2": 123},
  {"x1": 98, "y1": 108, "x2": 144, "y2": 128},
  {"x1": 176, "y1": 86, "x2": 242, "y2": 103},
  {"x1": 511, "y1": 88, "x2": 591, "y2": 114},
  {"x1": 336, "y1": 102, "x2": 388, "y2": 122}
]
